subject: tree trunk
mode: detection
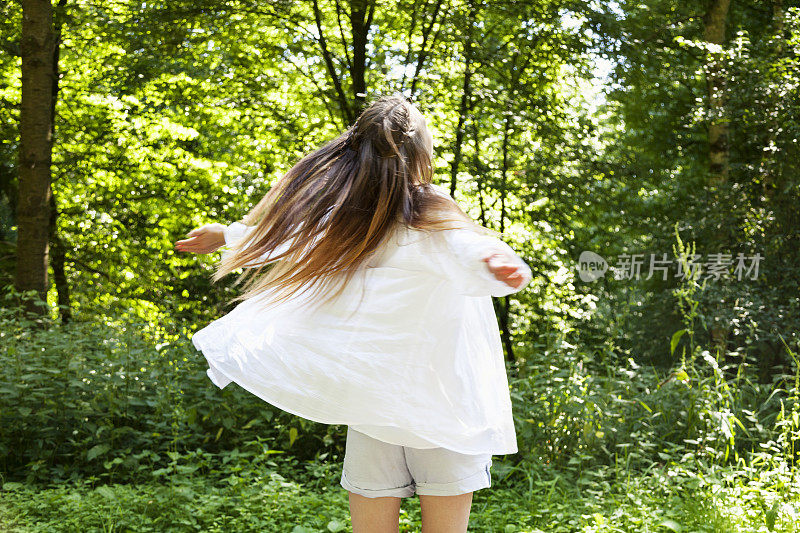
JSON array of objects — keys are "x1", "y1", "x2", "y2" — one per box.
[
  {"x1": 49, "y1": 0, "x2": 70, "y2": 323},
  {"x1": 471, "y1": 121, "x2": 487, "y2": 227},
  {"x1": 348, "y1": 0, "x2": 374, "y2": 116},
  {"x1": 449, "y1": 4, "x2": 476, "y2": 197},
  {"x1": 497, "y1": 111, "x2": 515, "y2": 364},
  {"x1": 313, "y1": 0, "x2": 374, "y2": 123},
  {"x1": 761, "y1": 0, "x2": 784, "y2": 201},
  {"x1": 15, "y1": 0, "x2": 56, "y2": 318},
  {"x1": 704, "y1": 0, "x2": 731, "y2": 188},
  {"x1": 0, "y1": 165, "x2": 18, "y2": 229},
  {"x1": 703, "y1": 0, "x2": 731, "y2": 355},
  {"x1": 50, "y1": 195, "x2": 71, "y2": 323}
]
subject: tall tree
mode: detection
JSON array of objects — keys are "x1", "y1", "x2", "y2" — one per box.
[
  {"x1": 759, "y1": 0, "x2": 784, "y2": 200},
  {"x1": 704, "y1": 0, "x2": 732, "y2": 188},
  {"x1": 703, "y1": 0, "x2": 732, "y2": 354},
  {"x1": 15, "y1": 0, "x2": 57, "y2": 317},
  {"x1": 448, "y1": 1, "x2": 477, "y2": 198},
  {"x1": 311, "y1": 0, "x2": 376, "y2": 123},
  {"x1": 48, "y1": 0, "x2": 69, "y2": 323}
]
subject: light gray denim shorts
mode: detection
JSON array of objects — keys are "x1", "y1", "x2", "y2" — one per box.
[{"x1": 340, "y1": 426, "x2": 493, "y2": 498}]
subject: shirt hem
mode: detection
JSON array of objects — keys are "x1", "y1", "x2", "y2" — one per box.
[{"x1": 191, "y1": 329, "x2": 518, "y2": 456}]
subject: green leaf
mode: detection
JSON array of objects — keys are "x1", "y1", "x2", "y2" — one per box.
[
  {"x1": 87, "y1": 444, "x2": 111, "y2": 461},
  {"x1": 289, "y1": 427, "x2": 298, "y2": 447},
  {"x1": 670, "y1": 329, "x2": 687, "y2": 356},
  {"x1": 96, "y1": 485, "x2": 117, "y2": 500},
  {"x1": 242, "y1": 418, "x2": 260, "y2": 429},
  {"x1": 327, "y1": 520, "x2": 346, "y2": 532},
  {"x1": 658, "y1": 519, "x2": 682, "y2": 532},
  {"x1": 766, "y1": 500, "x2": 778, "y2": 530}
]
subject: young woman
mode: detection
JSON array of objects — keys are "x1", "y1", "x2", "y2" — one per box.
[{"x1": 175, "y1": 94, "x2": 532, "y2": 532}]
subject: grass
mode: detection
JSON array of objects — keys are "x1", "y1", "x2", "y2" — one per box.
[
  {"x1": 3, "y1": 296, "x2": 799, "y2": 532},
  {"x1": 1, "y1": 458, "x2": 798, "y2": 532}
]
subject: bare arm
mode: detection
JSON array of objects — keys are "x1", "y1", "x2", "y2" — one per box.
[
  {"x1": 175, "y1": 222, "x2": 287, "y2": 267},
  {"x1": 174, "y1": 223, "x2": 226, "y2": 254},
  {"x1": 482, "y1": 251, "x2": 530, "y2": 289}
]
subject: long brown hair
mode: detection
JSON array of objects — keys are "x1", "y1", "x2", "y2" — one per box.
[{"x1": 213, "y1": 94, "x2": 493, "y2": 309}]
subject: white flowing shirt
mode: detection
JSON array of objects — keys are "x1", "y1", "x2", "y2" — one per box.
[{"x1": 191, "y1": 185, "x2": 532, "y2": 455}]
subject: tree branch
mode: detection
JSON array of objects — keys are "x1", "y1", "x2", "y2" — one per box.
[
  {"x1": 409, "y1": 0, "x2": 445, "y2": 97},
  {"x1": 334, "y1": 0, "x2": 353, "y2": 72},
  {"x1": 313, "y1": 0, "x2": 351, "y2": 122}
]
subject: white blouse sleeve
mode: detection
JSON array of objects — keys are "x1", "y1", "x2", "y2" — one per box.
[
  {"x1": 422, "y1": 183, "x2": 532, "y2": 297},
  {"x1": 428, "y1": 227, "x2": 533, "y2": 298},
  {"x1": 221, "y1": 222, "x2": 293, "y2": 267},
  {"x1": 221, "y1": 207, "x2": 333, "y2": 267},
  {"x1": 222, "y1": 221, "x2": 255, "y2": 248}
]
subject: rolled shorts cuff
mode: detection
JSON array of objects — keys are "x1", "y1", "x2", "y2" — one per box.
[
  {"x1": 415, "y1": 461, "x2": 492, "y2": 497},
  {"x1": 340, "y1": 469, "x2": 416, "y2": 499}
]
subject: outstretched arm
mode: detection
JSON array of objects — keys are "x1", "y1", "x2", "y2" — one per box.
[
  {"x1": 174, "y1": 223, "x2": 226, "y2": 254},
  {"x1": 424, "y1": 183, "x2": 532, "y2": 296},
  {"x1": 428, "y1": 227, "x2": 532, "y2": 297},
  {"x1": 175, "y1": 222, "x2": 294, "y2": 267},
  {"x1": 482, "y1": 251, "x2": 530, "y2": 289}
]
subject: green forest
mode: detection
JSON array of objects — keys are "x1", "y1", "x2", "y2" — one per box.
[{"x1": 2, "y1": 0, "x2": 799, "y2": 531}]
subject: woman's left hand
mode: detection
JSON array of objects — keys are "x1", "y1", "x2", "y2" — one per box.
[{"x1": 482, "y1": 252, "x2": 527, "y2": 289}]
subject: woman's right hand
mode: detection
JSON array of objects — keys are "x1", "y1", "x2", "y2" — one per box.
[{"x1": 174, "y1": 223, "x2": 227, "y2": 254}]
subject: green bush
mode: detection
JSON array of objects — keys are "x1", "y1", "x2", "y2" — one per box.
[
  {"x1": 2, "y1": 270, "x2": 799, "y2": 504},
  {"x1": 507, "y1": 253, "x2": 800, "y2": 480},
  {"x1": 0, "y1": 290, "x2": 342, "y2": 485}
]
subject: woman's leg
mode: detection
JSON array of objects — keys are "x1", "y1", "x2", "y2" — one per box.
[
  {"x1": 418, "y1": 492, "x2": 474, "y2": 533},
  {"x1": 348, "y1": 492, "x2": 402, "y2": 533}
]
